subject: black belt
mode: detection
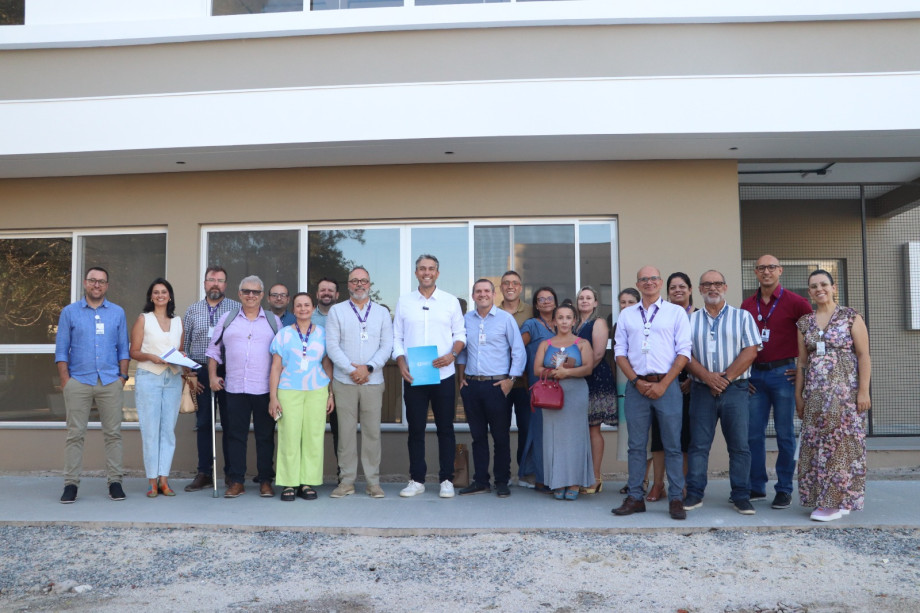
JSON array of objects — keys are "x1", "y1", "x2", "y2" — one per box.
[
  {"x1": 465, "y1": 375, "x2": 510, "y2": 382},
  {"x1": 637, "y1": 373, "x2": 667, "y2": 382},
  {"x1": 753, "y1": 358, "x2": 795, "y2": 371}
]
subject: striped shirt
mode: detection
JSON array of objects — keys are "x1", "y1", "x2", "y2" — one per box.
[{"x1": 689, "y1": 303, "x2": 761, "y2": 381}]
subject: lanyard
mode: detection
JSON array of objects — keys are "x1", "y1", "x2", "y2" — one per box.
[
  {"x1": 207, "y1": 300, "x2": 222, "y2": 327},
  {"x1": 349, "y1": 300, "x2": 371, "y2": 324},
  {"x1": 755, "y1": 287, "x2": 783, "y2": 325},
  {"x1": 639, "y1": 303, "x2": 660, "y2": 335},
  {"x1": 294, "y1": 322, "x2": 313, "y2": 357},
  {"x1": 706, "y1": 305, "x2": 728, "y2": 337}
]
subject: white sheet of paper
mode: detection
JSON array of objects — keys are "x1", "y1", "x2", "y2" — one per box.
[{"x1": 160, "y1": 348, "x2": 200, "y2": 369}]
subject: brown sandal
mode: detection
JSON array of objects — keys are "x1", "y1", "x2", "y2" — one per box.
[{"x1": 645, "y1": 482, "x2": 666, "y2": 502}]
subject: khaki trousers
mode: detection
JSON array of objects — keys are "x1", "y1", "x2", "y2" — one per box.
[
  {"x1": 332, "y1": 380, "x2": 383, "y2": 487},
  {"x1": 63, "y1": 378, "x2": 124, "y2": 486}
]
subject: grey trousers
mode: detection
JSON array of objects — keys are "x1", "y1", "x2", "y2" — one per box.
[
  {"x1": 63, "y1": 377, "x2": 124, "y2": 486},
  {"x1": 332, "y1": 380, "x2": 383, "y2": 487}
]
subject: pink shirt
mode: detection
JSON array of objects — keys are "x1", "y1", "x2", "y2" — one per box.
[{"x1": 206, "y1": 308, "x2": 281, "y2": 395}]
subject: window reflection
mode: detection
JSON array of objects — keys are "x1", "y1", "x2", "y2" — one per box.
[
  {"x1": 213, "y1": 0, "x2": 303, "y2": 15},
  {"x1": 308, "y1": 228, "x2": 399, "y2": 312},
  {"x1": 81, "y1": 234, "x2": 167, "y2": 320},
  {"x1": 0, "y1": 237, "x2": 72, "y2": 345},
  {"x1": 515, "y1": 224, "x2": 576, "y2": 305},
  {"x1": 579, "y1": 223, "x2": 613, "y2": 323},
  {"x1": 410, "y1": 226, "x2": 469, "y2": 302},
  {"x1": 207, "y1": 230, "x2": 299, "y2": 299}
]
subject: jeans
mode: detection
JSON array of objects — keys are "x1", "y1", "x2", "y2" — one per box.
[
  {"x1": 194, "y1": 367, "x2": 230, "y2": 476},
  {"x1": 461, "y1": 380, "x2": 512, "y2": 486},
  {"x1": 518, "y1": 399, "x2": 544, "y2": 482},
  {"x1": 404, "y1": 375, "x2": 456, "y2": 483},
  {"x1": 63, "y1": 377, "x2": 124, "y2": 486},
  {"x1": 749, "y1": 364, "x2": 797, "y2": 495},
  {"x1": 625, "y1": 381, "x2": 684, "y2": 500},
  {"x1": 686, "y1": 381, "x2": 751, "y2": 502},
  {"x1": 134, "y1": 368, "x2": 182, "y2": 479},
  {"x1": 224, "y1": 392, "x2": 275, "y2": 485},
  {"x1": 506, "y1": 386, "x2": 531, "y2": 468}
]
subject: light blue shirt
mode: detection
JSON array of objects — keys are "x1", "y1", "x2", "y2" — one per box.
[
  {"x1": 269, "y1": 323, "x2": 331, "y2": 391},
  {"x1": 614, "y1": 297, "x2": 692, "y2": 375},
  {"x1": 689, "y1": 303, "x2": 761, "y2": 381},
  {"x1": 325, "y1": 300, "x2": 394, "y2": 386},
  {"x1": 456, "y1": 306, "x2": 526, "y2": 378},
  {"x1": 55, "y1": 297, "x2": 129, "y2": 386},
  {"x1": 312, "y1": 310, "x2": 327, "y2": 329}
]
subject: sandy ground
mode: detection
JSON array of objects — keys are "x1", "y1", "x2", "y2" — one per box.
[{"x1": 1, "y1": 525, "x2": 918, "y2": 613}]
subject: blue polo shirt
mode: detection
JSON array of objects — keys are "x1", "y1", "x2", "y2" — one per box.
[{"x1": 55, "y1": 297, "x2": 130, "y2": 386}]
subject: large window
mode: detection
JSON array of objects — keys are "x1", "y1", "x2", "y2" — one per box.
[
  {"x1": 0, "y1": 230, "x2": 167, "y2": 423},
  {"x1": 204, "y1": 218, "x2": 616, "y2": 427}
]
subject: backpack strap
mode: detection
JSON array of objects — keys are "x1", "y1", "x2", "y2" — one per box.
[{"x1": 215, "y1": 306, "x2": 241, "y2": 347}]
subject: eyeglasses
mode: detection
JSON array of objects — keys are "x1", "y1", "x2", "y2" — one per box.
[
  {"x1": 205, "y1": 277, "x2": 227, "y2": 284},
  {"x1": 699, "y1": 281, "x2": 726, "y2": 290},
  {"x1": 536, "y1": 297, "x2": 555, "y2": 304},
  {"x1": 269, "y1": 292, "x2": 288, "y2": 298},
  {"x1": 501, "y1": 280, "x2": 522, "y2": 287},
  {"x1": 637, "y1": 276, "x2": 661, "y2": 284},
  {"x1": 754, "y1": 265, "x2": 780, "y2": 273},
  {"x1": 85, "y1": 278, "x2": 108, "y2": 286},
  {"x1": 348, "y1": 278, "x2": 370, "y2": 286},
  {"x1": 240, "y1": 289, "x2": 263, "y2": 296}
]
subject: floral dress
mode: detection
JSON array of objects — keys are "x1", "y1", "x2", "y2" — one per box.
[
  {"x1": 576, "y1": 318, "x2": 618, "y2": 427},
  {"x1": 796, "y1": 306, "x2": 866, "y2": 510}
]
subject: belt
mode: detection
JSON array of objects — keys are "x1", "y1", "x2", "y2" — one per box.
[
  {"x1": 753, "y1": 358, "x2": 795, "y2": 371},
  {"x1": 465, "y1": 375, "x2": 510, "y2": 382},
  {"x1": 637, "y1": 373, "x2": 667, "y2": 382}
]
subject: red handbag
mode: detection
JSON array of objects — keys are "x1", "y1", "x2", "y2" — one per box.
[{"x1": 530, "y1": 372, "x2": 564, "y2": 410}]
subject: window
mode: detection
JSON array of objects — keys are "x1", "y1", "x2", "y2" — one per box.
[
  {"x1": 0, "y1": 230, "x2": 167, "y2": 423},
  {"x1": 207, "y1": 228, "x2": 299, "y2": 299}
]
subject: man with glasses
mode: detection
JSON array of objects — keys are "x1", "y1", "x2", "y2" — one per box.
[
  {"x1": 498, "y1": 270, "x2": 535, "y2": 485},
  {"x1": 207, "y1": 276, "x2": 281, "y2": 498},
  {"x1": 741, "y1": 255, "x2": 812, "y2": 510},
  {"x1": 682, "y1": 270, "x2": 761, "y2": 515},
  {"x1": 393, "y1": 254, "x2": 466, "y2": 498},
  {"x1": 612, "y1": 266, "x2": 691, "y2": 520},
  {"x1": 325, "y1": 267, "x2": 393, "y2": 498},
  {"x1": 183, "y1": 266, "x2": 240, "y2": 492},
  {"x1": 56, "y1": 267, "x2": 130, "y2": 503},
  {"x1": 266, "y1": 284, "x2": 295, "y2": 326}
]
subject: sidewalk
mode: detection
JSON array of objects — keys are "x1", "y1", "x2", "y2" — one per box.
[{"x1": 2, "y1": 475, "x2": 917, "y2": 534}]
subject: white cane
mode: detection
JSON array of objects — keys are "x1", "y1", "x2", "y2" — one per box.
[{"x1": 211, "y1": 390, "x2": 219, "y2": 498}]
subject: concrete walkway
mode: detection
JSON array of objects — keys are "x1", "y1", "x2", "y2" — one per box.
[{"x1": 2, "y1": 476, "x2": 916, "y2": 535}]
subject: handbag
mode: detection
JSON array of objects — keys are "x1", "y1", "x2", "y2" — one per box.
[
  {"x1": 179, "y1": 376, "x2": 198, "y2": 414},
  {"x1": 529, "y1": 372, "x2": 564, "y2": 410}
]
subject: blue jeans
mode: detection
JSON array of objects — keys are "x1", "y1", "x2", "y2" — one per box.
[
  {"x1": 686, "y1": 381, "x2": 751, "y2": 502},
  {"x1": 625, "y1": 381, "x2": 684, "y2": 500},
  {"x1": 506, "y1": 386, "x2": 530, "y2": 469},
  {"x1": 461, "y1": 380, "x2": 512, "y2": 486},
  {"x1": 134, "y1": 368, "x2": 183, "y2": 479},
  {"x1": 749, "y1": 364, "x2": 796, "y2": 495},
  {"x1": 518, "y1": 398, "x2": 543, "y2": 482},
  {"x1": 404, "y1": 376, "x2": 456, "y2": 483}
]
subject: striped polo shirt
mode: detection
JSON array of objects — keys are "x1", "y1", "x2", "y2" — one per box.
[{"x1": 689, "y1": 302, "x2": 761, "y2": 381}]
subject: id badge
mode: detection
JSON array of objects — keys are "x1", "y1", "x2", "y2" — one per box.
[
  {"x1": 816, "y1": 341, "x2": 826, "y2": 356},
  {"x1": 707, "y1": 341, "x2": 716, "y2": 354},
  {"x1": 95, "y1": 322, "x2": 105, "y2": 335},
  {"x1": 761, "y1": 328, "x2": 771, "y2": 343},
  {"x1": 479, "y1": 332, "x2": 487, "y2": 345},
  {"x1": 300, "y1": 358, "x2": 310, "y2": 371},
  {"x1": 360, "y1": 330, "x2": 369, "y2": 342},
  {"x1": 641, "y1": 339, "x2": 650, "y2": 354},
  {"x1": 208, "y1": 326, "x2": 215, "y2": 339}
]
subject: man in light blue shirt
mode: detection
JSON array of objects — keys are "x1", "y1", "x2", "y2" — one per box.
[
  {"x1": 325, "y1": 267, "x2": 394, "y2": 499},
  {"x1": 456, "y1": 279, "x2": 526, "y2": 498},
  {"x1": 55, "y1": 266, "x2": 130, "y2": 504},
  {"x1": 683, "y1": 270, "x2": 761, "y2": 515}
]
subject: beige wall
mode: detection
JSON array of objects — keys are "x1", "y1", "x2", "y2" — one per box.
[{"x1": 1, "y1": 159, "x2": 746, "y2": 477}]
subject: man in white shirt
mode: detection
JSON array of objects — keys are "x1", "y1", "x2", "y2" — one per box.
[{"x1": 393, "y1": 255, "x2": 466, "y2": 498}]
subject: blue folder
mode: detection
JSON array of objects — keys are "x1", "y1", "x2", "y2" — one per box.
[{"x1": 407, "y1": 345, "x2": 440, "y2": 386}]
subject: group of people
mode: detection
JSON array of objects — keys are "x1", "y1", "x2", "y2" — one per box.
[{"x1": 54, "y1": 254, "x2": 871, "y2": 523}]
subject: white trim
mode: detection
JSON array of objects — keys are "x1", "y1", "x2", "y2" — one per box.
[{"x1": 0, "y1": 345, "x2": 55, "y2": 354}]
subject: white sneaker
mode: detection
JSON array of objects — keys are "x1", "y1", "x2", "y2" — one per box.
[
  {"x1": 399, "y1": 480, "x2": 425, "y2": 497},
  {"x1": 439, "y1": 480, "x2": 455, "y2": 498},
  {"x1": 810, "y1": 507, "x2": 843, "y2": 522}
]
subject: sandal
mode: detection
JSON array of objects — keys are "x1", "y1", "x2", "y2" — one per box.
[
  {"x1": 298, "y1": 485, "x2": 318, "y2": 501},
  {"x1": 281, "y1": 487, "x2": 296, "y2": 502},
  {"x1": 146, "y1": 486, "x2": 158, "y2": 498},
  {"x1": 581, "y1": 480, "x2": 604, "y2": 495},
  {"x1": 158, "y1": 482, "x2": 176, "y2": 497},
  {"x1": 553, "y1": 488, "x2": 565, "y2": 500},
  {"x1": 564, "y1": 487, "x2": 580, "y2": 501},
  {"x1": 646, "y1": 482, "x2": 666, "y2": 502}
]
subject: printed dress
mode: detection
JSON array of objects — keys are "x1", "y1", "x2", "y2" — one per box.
[
  {"x1": 576, "y1": 318, "x2": 618, "y2": 427},
  {"x1": 796, "y1": 306, "x2": 866, "y2": 510}
]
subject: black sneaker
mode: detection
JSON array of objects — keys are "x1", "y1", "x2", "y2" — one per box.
[
  {"x1": 108, "y1": 482, "x2": 126, "y2": 501},
  {"x1": 459, "y1": 482, "x2": 491, "y2": 496},
  {"x1": 771, "y1": 492, "x2": 792, "y2": 509},
  {"x1": 682, "y1": 495, "x2": 703, "y2": 511},
  {"x1": 60, "y1": 484, "x2": 78, "y2": 504},
  {"x1": 734, "y1": 499, "x2": 756, "y2": 515},
  {"x1": 495, "y1": 483, "x2": 511, "y2": 498},
  {"x1": 750, "y1": 491, "x2": 767, "y2": 502}
]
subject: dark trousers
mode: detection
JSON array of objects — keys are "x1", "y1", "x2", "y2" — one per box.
[
  {"x1": 194, "y1": 367, "x2": 230, "y2": 476},
  {"x1": 225, "y1": 392, "x2": 275, "y2": 485},
  {"x1": 506, "y1": 386, "x2": 530, "y2": 468},
  {"x1": 461, "y1": 380, "x2": 512, "y2": 486},
  {"x1": 404, "y1": 375, "x2": 456, "y2": 483}
]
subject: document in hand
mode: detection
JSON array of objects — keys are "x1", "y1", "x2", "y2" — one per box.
[
  {"x1": 160, "y1": 348, "x2": 201, "y2": 369},
  {"x1": 407, "y1": 345, "x2": 440, "y2": 386}
]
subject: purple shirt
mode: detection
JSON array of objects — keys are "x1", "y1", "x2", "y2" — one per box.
[{"x1": 206, "y1": 308, "x2": 281, "y2": 395}]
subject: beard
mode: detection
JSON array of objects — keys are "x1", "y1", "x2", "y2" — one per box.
[{"x1": 207, "y1": 288, "x2": 224, "y2": 301}]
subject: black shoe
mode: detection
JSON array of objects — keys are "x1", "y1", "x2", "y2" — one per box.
[
  {"x1": 60, "y1": 484, "x2": 78, "y2": 504},
  {"x1": 495, "y1": 483, "x2": 510, "y2": 498},
  {"x1": 771, "y1": 492, "x2": 792, "y2": 509},
  {"x1": 750, "y1": 491, "x2": 767, "y2": 502},
  {"x1": 459, "y1": 482, "x2": 491, "y2": 496},
  {"x1": 108, "y1": 482, "x2": 126, "y2": 501},
  {"x1": 734, "y1": 499, "x2": 756, "y2": 515},
  {"x1": 682, "y1": 495, "x2": 703, "y2": 511}
]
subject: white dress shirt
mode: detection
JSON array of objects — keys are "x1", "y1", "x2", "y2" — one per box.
[
  {"x1": 392, "y1": 287, "x2": 466, "y2": 380},
  {"x1": 614, "y1": 296, "x2": 691, "y2": 375}
]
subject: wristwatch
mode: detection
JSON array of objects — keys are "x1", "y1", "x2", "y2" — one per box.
[
  {"x1": 367, "y1": 365, "x2": 374, "y2": 373},
  {"x1": 119, "y1": 373, "x2": 129, "y2": 381},
  {"x1": 451, "y1": 351, "x2": 459, "y2": 358},
  {"x1": 629, "y1": 376, "x2": 639, "y2": 387}
]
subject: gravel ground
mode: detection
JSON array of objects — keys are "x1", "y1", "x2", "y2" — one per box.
[{"x1": 1, "y1": 526, "x2": 918, "y2": 612}]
